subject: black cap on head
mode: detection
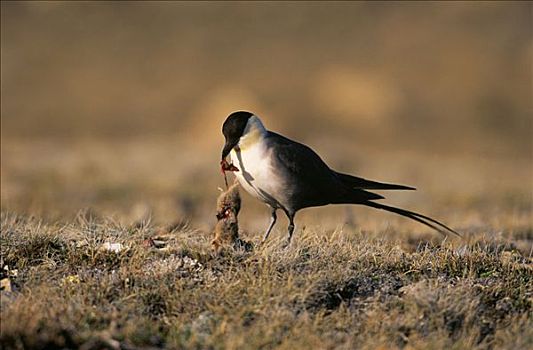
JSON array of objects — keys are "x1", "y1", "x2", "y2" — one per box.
[{"x1": 221, "y1": 111, "x2": 253, "y2": 159}]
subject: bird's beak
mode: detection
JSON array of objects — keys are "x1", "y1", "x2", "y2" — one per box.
[{"x1": 221, "y1": 138, "x2": 238, "y2": 160}]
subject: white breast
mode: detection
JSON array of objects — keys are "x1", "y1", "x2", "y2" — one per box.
[{"x1": 230, "y1": 141, "x2": 284, "y2": 209}]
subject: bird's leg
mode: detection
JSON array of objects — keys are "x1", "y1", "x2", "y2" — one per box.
[
  {"x1": 286, "y1": 212, "x2": 295, "y2": 244},
  {"x1": 261, "y1": 208, "x2": 277, "y2": 243}
]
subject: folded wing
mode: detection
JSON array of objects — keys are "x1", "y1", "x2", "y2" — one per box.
[{"x1": 268, "y1": 132, "x2": 384, "y2": 207}]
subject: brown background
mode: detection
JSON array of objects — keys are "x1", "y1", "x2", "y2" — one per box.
[{"x1": 1, "y1": 2, "x2": 531, "y2": 233}]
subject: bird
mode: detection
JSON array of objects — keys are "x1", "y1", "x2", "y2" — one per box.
[{"x1": 220, "y1": 111, "x2": 460, "y2": 243}]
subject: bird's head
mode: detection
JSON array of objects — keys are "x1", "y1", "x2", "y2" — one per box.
[
  {"x1": 221, "y1": 111, "x2": 252, "y2": 160},
  {"x1": 221, "y1": 111, "x2": 266, "y2": 160}
]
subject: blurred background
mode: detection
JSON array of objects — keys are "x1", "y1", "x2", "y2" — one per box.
[{"x1": 1, "y1": 2, "x2": 531, "y2": 236}]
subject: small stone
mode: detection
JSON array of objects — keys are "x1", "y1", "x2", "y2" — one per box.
[
  {"x1": 1, "y1": 278, "x2": 12, "y2": 292},
  {"x1": 100, "y1": 242, "x2": 124, "y2": 253}
]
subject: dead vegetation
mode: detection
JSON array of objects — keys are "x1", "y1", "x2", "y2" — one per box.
[
  {"x1": 1, "y1": 211, "x2": 531, "y2": 349},
  {"x1": 1, "y1": 135, "x2": 529, "y2": 350}
]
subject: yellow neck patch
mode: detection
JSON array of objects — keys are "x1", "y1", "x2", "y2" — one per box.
[
  {"x1": 234, "y1": 115, "x2": 267, "y2": 151},
  {"x1": 238, "y1": 127, "x2": 262, "y2": 150}
]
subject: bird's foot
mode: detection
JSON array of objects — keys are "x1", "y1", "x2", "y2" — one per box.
[{"x1": 281, "y1": 239, "x2": 292, "y2": 249}]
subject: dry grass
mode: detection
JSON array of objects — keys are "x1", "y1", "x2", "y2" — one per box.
[
  {"x1": 1, "y1": 137, "x2": 531, "y2": 349},
  {"x1": 1, "y1": 209, "x2": 531, "y2": 349},
  {"x1": 1, "y1": 133, "x2": 531, "y2": 350}
]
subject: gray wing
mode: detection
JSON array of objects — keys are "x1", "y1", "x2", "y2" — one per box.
[{"x1": 266, "y1": 132, "x2": 382, "y2": 210}]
